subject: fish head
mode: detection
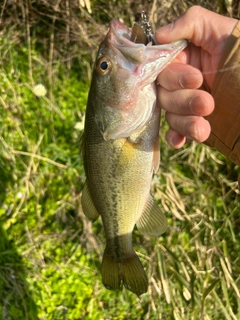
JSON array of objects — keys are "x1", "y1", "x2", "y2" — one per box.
[{"x1": 90, "y1": 19, "x2": 187, "y2": 141}]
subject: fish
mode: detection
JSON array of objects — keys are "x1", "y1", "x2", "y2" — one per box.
[{"x1": 81, "y1": 17, "x2": 187, "y2": 296}]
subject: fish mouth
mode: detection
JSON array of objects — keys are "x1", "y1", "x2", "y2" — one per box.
[
  {"x1": 107, "y1": 19, "x2": 148, "y2": 61},
  {"x1": 108, "y1": 19, "x2": 153, "y2": 47},
  {"x1": 95, "y1": 20, "x2": 188, "y2": 141},
  {"x1": 107, "y1": 19, "x2": 187, "y2": 67},
  {"x1": 108, "y1": 20, "x2": 133, "y2": 44},
  {"x1": 106, "y1": 20, "x2": 152, "y2": 75}
]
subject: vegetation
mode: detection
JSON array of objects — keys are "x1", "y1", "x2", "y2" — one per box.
[{"x1": 0, "y1": 0, "x2": 239, "y2": 319}]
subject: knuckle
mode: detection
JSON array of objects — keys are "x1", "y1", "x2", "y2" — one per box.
[{"x1": 186, "y1": 5, "x2": 203, "y2": 17}]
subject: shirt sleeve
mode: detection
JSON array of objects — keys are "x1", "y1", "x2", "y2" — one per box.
[{"x1": 204, "y1": 20, "x2": 240, "y2": 166}]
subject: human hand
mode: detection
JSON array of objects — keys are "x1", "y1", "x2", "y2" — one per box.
[{"x1": 155, "y1": 6, "x2": 238, "y2": 148}]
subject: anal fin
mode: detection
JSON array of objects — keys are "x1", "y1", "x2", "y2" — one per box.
[
  {"x1": 81, "y1": 182, "x2": 100, "y2": 222},
  {"x1": 136, "y1": 196, "x2": 168, "y2": 237}
]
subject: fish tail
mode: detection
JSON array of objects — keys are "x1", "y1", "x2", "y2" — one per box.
[{"x1": 101, "y1": 249, "x2": 148, "y2": 296}]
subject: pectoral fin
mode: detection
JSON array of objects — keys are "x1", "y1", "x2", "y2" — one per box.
[
  {"x1": 81, "y1": 182, "x2": 100, "y2": 222},
  {"x1": 136, "y1": 196, "x2": 168, "y2": 236}
]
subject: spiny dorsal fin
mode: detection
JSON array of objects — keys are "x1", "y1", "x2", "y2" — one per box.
[{"x1": 136, "y1": 196, "x2": 168, "y2": 236}]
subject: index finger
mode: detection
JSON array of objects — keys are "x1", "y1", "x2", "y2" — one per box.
[{"x1": 155, "y1": 6, "x2": 237, "y2": 51}]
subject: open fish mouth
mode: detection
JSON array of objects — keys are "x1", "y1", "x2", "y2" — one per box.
[
  {"x1": 109, "y1": 11, "x2": 155, "y2": 46},
  {"x1": 94, "y1": 17, "x2": 187, "y2": 141}
]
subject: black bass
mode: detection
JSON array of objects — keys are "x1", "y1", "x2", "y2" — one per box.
[{"x1": 81, "y1": 18, "x2": 187, "y2": 295}]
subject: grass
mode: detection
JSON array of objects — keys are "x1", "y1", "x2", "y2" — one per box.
[{"x1": 0, "y1": 0, "x2": 240, "y2": 319}]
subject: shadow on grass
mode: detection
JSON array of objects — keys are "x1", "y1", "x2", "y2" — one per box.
[
  {"x1": 0, "y1": 157, "x2": 38, "y2": 319},
  {"x1": 0, "y1": 221, "x2": 38, "y2": 320}
]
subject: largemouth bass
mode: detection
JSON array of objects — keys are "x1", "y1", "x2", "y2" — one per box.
[{"x1": 81, "y1": 17, "x2": 187, "y2": 295}]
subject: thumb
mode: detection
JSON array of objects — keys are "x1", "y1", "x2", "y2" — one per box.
[{"x1": 155, "y1": 6, "x2": 237, "y2": 51}]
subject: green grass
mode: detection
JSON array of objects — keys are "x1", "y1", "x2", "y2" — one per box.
[{"x1": 0, "y1": 1, "x2": 240, "y2": 319}]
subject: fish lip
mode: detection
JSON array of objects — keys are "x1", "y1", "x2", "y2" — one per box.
[
  {"x1": 108, "y1": 19, "x2": 188, "y2": 55},
  {"x1": 108, "y1": 19, "x2": 132, "y2": 42},
  {"x1": 106, "y1": 20, "x2": 147, "y2": 76},
  {"x1": 108, "y1": 19, "x2": 145, "y2": 49}
]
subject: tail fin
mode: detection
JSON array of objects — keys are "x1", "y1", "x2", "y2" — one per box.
[{"x1": 101, "y1": 249, "x2": 148, "y2": 296}]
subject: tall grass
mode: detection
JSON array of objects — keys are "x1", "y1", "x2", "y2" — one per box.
[{"x1": 0, "y1": 0, "x2": 239, "y2": 319}]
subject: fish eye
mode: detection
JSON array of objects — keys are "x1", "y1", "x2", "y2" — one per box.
[
  {"x1": 100, "y1": 60, "x2": 109, "y2": 70},
  {"x1": 96, "y1": 57, "x2": 112, "y2": 75}
]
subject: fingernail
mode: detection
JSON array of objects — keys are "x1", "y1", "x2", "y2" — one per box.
[
  {"x1": 179, "y1": 73, "x2": 202, "y2": 89},
  {"x1": 168, "y1": 21, "x2": 175, "y2": 31},
  {"x1": 189, "y1": 96, "x2": 207, "y2": 115},
  {"x1": 155, "y1": 22, "x2": 174, "y2": 38},
  {"x1": 187, "y1": 122, "x2": 199, "y2": 141},
  {"x1": 192, "y1": 124, "x2": 199, "y2": 141},
  {"x1": 169, "y1": 133, "x2": 185, "y2": 148}
]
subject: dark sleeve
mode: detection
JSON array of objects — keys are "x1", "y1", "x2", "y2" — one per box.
[{"x1": 204, "y1": 20, "x2": 240, "y2": 166}]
